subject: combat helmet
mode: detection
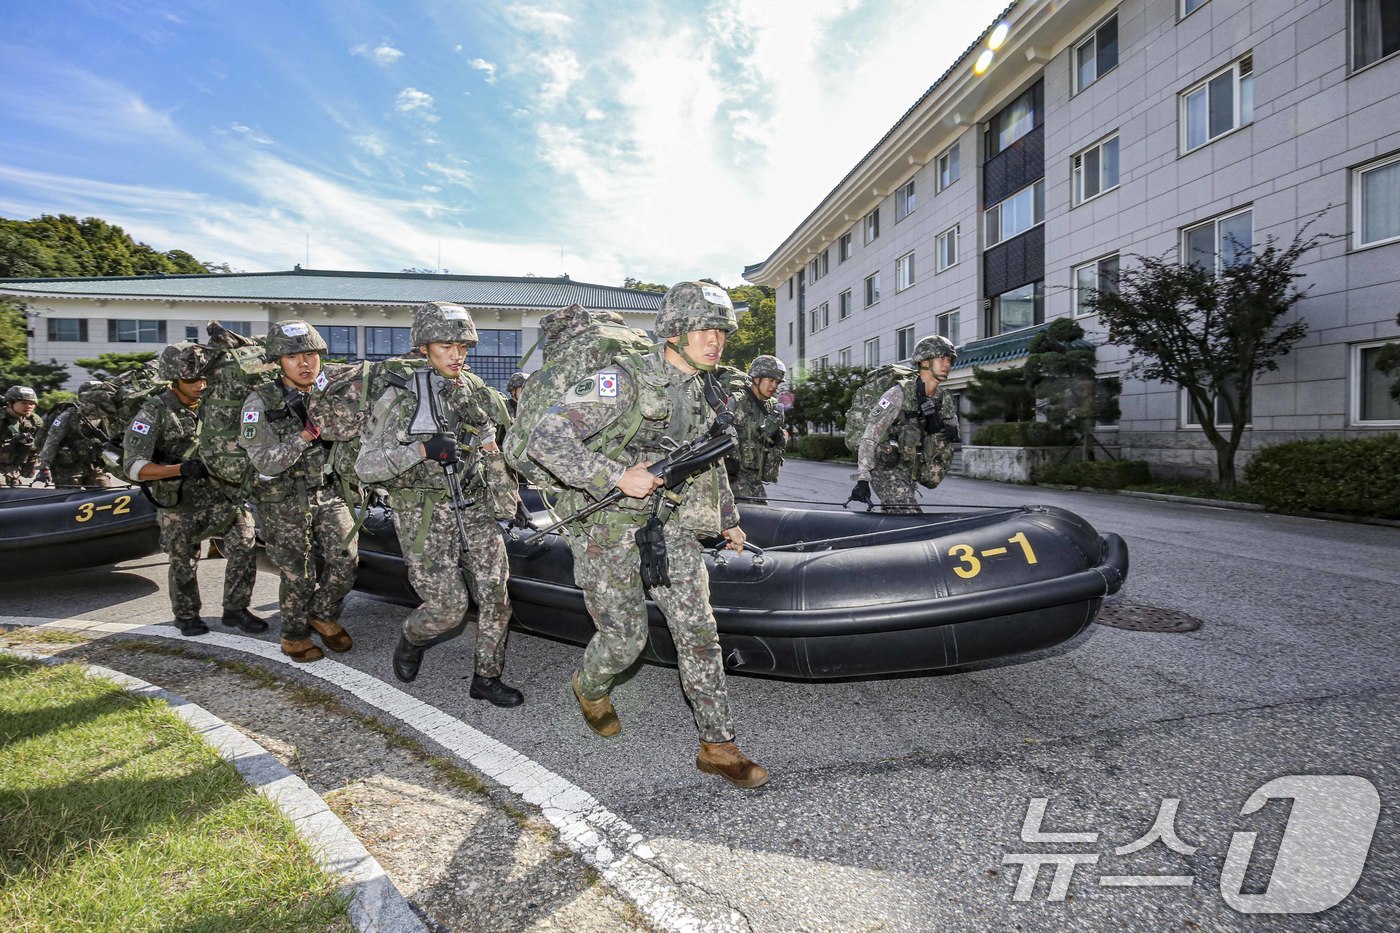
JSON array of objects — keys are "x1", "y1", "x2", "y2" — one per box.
[
  {"x1": 264, "y1": 319, "x2": 328, "y2": 361},
  {"x1": 506, "y1": 371, "x2": 528, "y2": 393},
  {"x1": 655, "y1": 282, "x2": 737, "y2": 337},
  {"x1": 4, "y1": 386, "x2": 38, "y2": 403},
  {"x1": 911, "y1": 335, "x2": 958, "y2": 364},
  {"x1": 158, "y1": 342, "x2": 215, "y2": 381},
  {"x1": 412, "y1": 301, "x2": 478, "y2": 347},
  {"x1": 748, "y1": 355, "x2": 787, "y2": 381}
]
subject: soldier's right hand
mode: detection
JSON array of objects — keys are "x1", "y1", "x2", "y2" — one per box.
[
  {"x1": 848, "y1": 479, "x2": 872, "y2": 506},
  {"x1": 179, "y1": 459, "x2": 210, "y2": 479},
  {"x1": 616, "y1": 463, "x2": 664, "y2": 499},
  {"x1": 422, "y1": 434, "x2": 460, "y2": 464},
  {"x1": 35, "y1": 467, "x2": 53, "y2": 486}
]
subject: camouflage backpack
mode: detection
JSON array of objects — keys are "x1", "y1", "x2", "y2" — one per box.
[
  {"x1": 844, "y1": 363, "x2": 916, "y2": 453},
  {"x1": 195, "y1": 327, "x2": 277, "y2": 495},
  {"x1": 305, "y1": 357, "x2": 415, "y2": 503},
  {"x1": 502, "y1": 303, "x2": 652, "y2": 491},
  {"x1": 98, "y1": 364, "x2": 167, "y2": 463}
]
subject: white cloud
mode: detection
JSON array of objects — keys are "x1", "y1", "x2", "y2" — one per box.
[
  {"x1": 351, "y1": 134, "x2": 388, "y2": 157},
  {"x1": 425, "y1": 160, "x2": 475, "y2": 190},
  {"x1": 470, "y1": 58, "x2": 498, "y2": 84},
  {"x1": 230, "y1": 122, "x2": 273, "y2": 145},
  {"x1": 533, "y1": 48, "x2": 582, "y2": 108},
  {"x1": 507, "y1": 5, "x2": 572, "y2": 38},
  {"x1": 395, "y1": 87, "x2": 439, "y2": 122},
  {"x1": 352, "y1": 42, "x2": 405, "y2": 65},
  {"x1": 0, "y1": 68, "x2": 195, "y2": 151}
]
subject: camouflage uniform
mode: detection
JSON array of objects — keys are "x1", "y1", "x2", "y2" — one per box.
[
  {"x1": 37, "y1": 386, "x2": 119, "y2": 487},
  {"x1": 355, "y1": 364, "x2": 515, "y2": 677},
  {"x1": 854, "y1": 369, "x2": 959, "y2": 514},
  {"x1": 726, "y1": 382, "x2": 786, "y2": 504},
  {"x1": 122, "y1": 389, "x2": 257, "y2": 620},
  {"x1": 239, "y1": 380, "x2": 359, "y2": 642},
  {"x1": 524, "y1": 347, "x2": 741, "y2": 744},
  {"x1": 2, "y1": 389, "x2": 42, "y2": 486}
]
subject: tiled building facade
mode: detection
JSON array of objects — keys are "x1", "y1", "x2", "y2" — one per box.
[{"x1": 744, "y1": 0, "x2": 1400, "y2": 476}]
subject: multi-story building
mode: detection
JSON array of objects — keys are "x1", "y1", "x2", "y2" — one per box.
[
  {"x1": 1, "y1": 267, "x2": 664, "y2": 391},
  {"x1": 743, "y1": 0, "x2": 1400, "y2": 477}
]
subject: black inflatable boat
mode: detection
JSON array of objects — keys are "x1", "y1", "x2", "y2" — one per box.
[
  {"x1": 0, "y1": 485, "x2": 160, "y2": 580},
  {"x1": 351, "y1": 496, "x2": 1129, "y2": 679}
]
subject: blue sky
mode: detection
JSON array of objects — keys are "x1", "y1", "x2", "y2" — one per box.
[{"x1": 0, "y1": 0, "x2": 1008, "y2": 286}]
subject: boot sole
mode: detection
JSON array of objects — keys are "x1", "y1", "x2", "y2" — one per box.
[{"x1": 697, "y1": 760, "x2": 770, "y2": 789}]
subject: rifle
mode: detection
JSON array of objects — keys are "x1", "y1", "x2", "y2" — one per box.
[{"x1": 522, "y1": 423, "x2": 736, "y2": 546}]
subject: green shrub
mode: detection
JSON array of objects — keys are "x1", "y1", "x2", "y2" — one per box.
[
  {"x1": 792, "y1": 434, "x2": 851, "y2": 461},
  {"x1": 1036, "y1": 459, "x2": 1151, "y2": 489},
  {"x1": 1244, "y1": 434, "x2": 1400, "y2": 519},
  {"x1": 971, "y1": 421, "x2": 1077, "y2": 447}
]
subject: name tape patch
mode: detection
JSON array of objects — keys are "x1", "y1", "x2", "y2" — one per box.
[
  {"x1": 279, "y1": 321, "x2": 310, "y2": 337},
  {"x1": 440, "y1": 305, "x2": 470, "y2": 320},
  {"x1": 130, "y1": 420, "x2": 151, "y2": 435},
  {"x1": 700, "y1": 284, "x2": 732, "y2": 308}
]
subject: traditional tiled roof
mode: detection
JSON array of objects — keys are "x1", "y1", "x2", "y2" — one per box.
[
  {"x1": 0, "y1": 267, "x2": 664, "y2": 310},
  {"x1": 952, "y1": 322, "x2": 1092, "y2": 370}
]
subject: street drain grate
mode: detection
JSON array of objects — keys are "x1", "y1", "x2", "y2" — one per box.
[{"x1": 1094, "y1": 601, "x2": 1202, "y2": 633}]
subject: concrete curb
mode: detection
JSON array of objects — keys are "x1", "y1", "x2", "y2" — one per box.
[{"x1": 1, "y1": 646, "x2": 427, "y2": 933}]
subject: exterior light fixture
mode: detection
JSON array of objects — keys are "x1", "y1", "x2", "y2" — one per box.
[
  {"x1": 974, "y1": 48, "x2": 995, "y2": 74},
  {"x1": 988, "y1": 22, "x2": 1010, "y2": 50}
]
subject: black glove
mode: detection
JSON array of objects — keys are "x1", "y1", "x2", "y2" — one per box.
[
  {"x1": 179, "y1": 459, "x2": 210, "y2": 479},
  {"x1": 13, "y1": 431, "x2": 35, "y2": 448},
  {"x1": 510, "y1": 501, "x2": 533, "y2": 529},
  {"x1": 422, "y1": 434, "x2": 460, "y2": 464},
  {"x1": 848, "y1": 480, "x2": 872, "y2": 505},
  {"x1": 939, "y1": 425, "x2": 960, "y2": 444}
]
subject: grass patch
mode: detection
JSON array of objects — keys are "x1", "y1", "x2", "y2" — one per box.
[
  {"x1": 0, "y1": 655, "x2": 350, "y2": 931},
  {"x1": 0, "y1": 628, "x2": 87, "y2": 647}
]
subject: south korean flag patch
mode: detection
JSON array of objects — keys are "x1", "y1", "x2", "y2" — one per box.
[
  {"x1": 130, "y1": 420, "x2": 151, "y2": 435},
  {"x1": 878, "y1": 397, "x2": 892, "y2": 410},
  {"x1": 314, "y1": 371, "x2": 329, "y2": 391},
  {"x1": 598, "y1": 372, "x2": 619, "y2": 398},
  {"x1": 242, "y1": 410, "x2": 260, "y2": 424}
]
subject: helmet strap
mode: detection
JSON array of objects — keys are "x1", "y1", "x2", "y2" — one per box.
[{"x1": 668, "y1": 333, "x2": 716, "y2": 372}]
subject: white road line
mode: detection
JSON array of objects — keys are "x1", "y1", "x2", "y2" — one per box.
[
  {"x1": 3, "y1": 646, "x2": 424, "y2": 933},
  {"x1": 22, "y1": 616, "x2": 740, "y2": 933}
]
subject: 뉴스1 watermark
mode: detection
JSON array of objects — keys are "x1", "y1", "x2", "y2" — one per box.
[{"x1": 1002, "y1": 775, "x2": 1380, "y2": 914}]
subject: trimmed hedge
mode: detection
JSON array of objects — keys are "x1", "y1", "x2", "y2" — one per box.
[
  {"x1": 1244, "y1": 433, "x2": 1400, "y2": 519},
  {"x1": 791, "y1": 434, "x2": 851, "y2": 461},
  {"x1": 971, "y1": 421, "x2": 1077, "y2": 447},
  {"x1": 1036, "y1": 459, "x2": 1151, "y2": 490}
]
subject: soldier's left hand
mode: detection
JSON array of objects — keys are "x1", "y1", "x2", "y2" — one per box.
[
  {"x1": 34, "y1": 467, "x2": 52, "y2": 486},
  {"x1": 939, "y1": 425, "x2": 960, "y2": 444},
  {"x1": 721, "y1": 525, "x2": 746, "y2": 554}
]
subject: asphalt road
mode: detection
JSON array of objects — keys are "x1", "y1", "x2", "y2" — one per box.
[{"x1": 5, "y1": 462, "x2": 1396, "y2": 931}]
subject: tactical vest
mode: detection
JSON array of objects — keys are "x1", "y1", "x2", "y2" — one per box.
[
  {"x1": 382, "y1": 368, "x2": 494, "y2": 497},
  {"x1": 730, "y1": 388, "x2": 783, "y2": 476},
  {"x1": 47, "y1": 406, "x2": 107, "y2": 466},
  {"x1": 141, "y1": 391, "x2": 201, "y2": 507},
  {"x1": 886, "y1": 377, "x2": 955, "y2": 487},
  {"x1": 2, "y1": 410, "x2": 42, "y2": 468},
  {"x1": 248, "y1": 381, "x2": 331, "y2": 502}
]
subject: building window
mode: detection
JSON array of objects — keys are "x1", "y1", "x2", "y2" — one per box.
[
  {"x1": 989, "y1": 282, "x2": 1043, "y2": 336},
  {"x1": 896, "y1": 180, "x2": 916, "y2": 222},
  {"x1": 788, "y1": 322, "x2": 794, "y2": 345},
  {"x1": 864, "y1": 208, "x2": 880, "y2": 244},
  {"x1": 896, "y1": 252, "x2": 916, "y2": 292},
  {"x1": 1096, "y1": 377, "x2": 1121, "y2": 427},
  {"x1": 937, "y1": 309, "x2": 960, "y2": 346},
  {"x1": 839, "y1": 232, "x2": 853, "y2": 262},
  {"x1": 809, "y1": 302, "x2": 830, "y2": 333},
  {"x1": 937, "y1": 143, "x2": 960, "y2": 191},
  {"x1": 1354, "y1": 0, "x2": 1400, "y2": 70},
  {"x1": 108, "y1": 320, "x2": 165, "y2": 343},
  {"x1": 864, "y1": 272, "x2": 881, "y2": 307},
  {"x1": 1181, "y1": 385, "x2": 1252, "y2": 427},
  {"x1": 47, "y1": 318, "x2": 88, "y2": 342},
  {"x1": 816, "y1": 355, "x2": 829, "y2": 371},
  {"x1": 838, "y1": 347, "x2": 852, "y2": 367},
  {"x1": 366, "y1": 326, "x2": 411, "y2": 359},
  {"x1": 326, "y1": 325, "x2": 358, "y2": 357},
  {"x1": 1354, "y1": 153, "x2": 1400, "y2": 249},
  {"x1": 1184, "y1": 208, "x2": 1253, "y2": 272},
  {"x1": 1073, "y1": 135, "x2": 1120, "y2": 205},
  {"x1": 839, "y1": 289, "x2": 852, "y2": 320},
  {"x1": 864, "y1": 337, "x2": 881, "y2": 368},
  {"x1": 808, "y1": 250, "x2": 829, "y2": 282},
  {"x1": 1075, "y1": 14, "x2": 1118, "y2": 93},
  {"x1": 219, "y1": 320, "x2": 253, "y2": 337},
  {"x1": 936, "y1": 225, "x2": 960, "y2": 272},
  {"x1": 787, "y1": 277, "x2": 794, "y2": 300},
  {"x1": 1182, "y1": 0, "x2": 1210, "y2": 16},
  {"x1": 986, "y1": 82, "x2": 1042, "y2": 158},
  {"x1": 1355, "y1": 341, "x2": 1400, "y2": 423},
  {"x1": 1182, "y1": 55, "x2": 1253, "y2": 152},
  {"x1": 896, "y1": 326, "x2": 916, "y2": 361},
  {"x1": 1073, "y1": 255, "x2": 1120, "y2": 316},
  {"x1": 985, "y1": 180, "x2": 1045, "y2": 247}
]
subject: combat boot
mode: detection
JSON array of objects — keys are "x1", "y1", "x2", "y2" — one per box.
[
  {"x1": 175, "y1": 616, "x2": 209, "y2": 637},
  {"x1": 393, "y1": 635, "x2": 425, "y2": 683},
  {"x1": 571, "y1": 671, "x2": 620, "y2": 737},
  {"x1": 308, "y1": 617, "x2": 353, "y2": 653},
  {"x1": 221, "y1": 608, "x2": 269, "y2": 634},
  {"x1": 280, "y1": 637, "x2": 323, "y2": 663},
  {"x1": 697, "y1": 741, "x2": 769, "y2": 789},
  {"x1": 469, "y1": 675, "x2": 524, "y2": 707}
]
